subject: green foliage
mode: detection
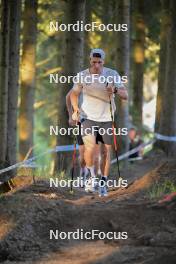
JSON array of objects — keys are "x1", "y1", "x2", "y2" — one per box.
[
  {"x1": 34, "y1": 0, "x2": 64, "y2": 158},
  {"x1": 131, "y1": 0, "x2": 161, "y2": 81},
  {"x1": 148, "y1": 180, "x2": 176, "y2": 200},
  {"x1": 34, "y1": 0, "x2": 121, "y2": 161},
  {"x1": 29, "y1": 0, "x2": 163, "y2": 165}
]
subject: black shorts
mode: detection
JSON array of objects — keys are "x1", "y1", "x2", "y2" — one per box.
[
  {"x1": 76, "y1": 122, "x2": 84, "y2": 145},
  {"x1": 81, "y1": 119, "x2": 113, "y2": 145},
  {"x1": 76, "y1": 121, "x2": 104, "y2": 146}
]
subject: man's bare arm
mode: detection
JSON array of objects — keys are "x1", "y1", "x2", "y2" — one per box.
[
  {"x1": 70, "y1": 90, "x2": 81, "y2": 121},
  {"x1": 117, "y1": 87, "x2": 128, "y2": 100},
  {"x1": 106, "y1": 85, "x2": 128, "y2": 100},
  {"x1": 66, "y1": 90, "x2": 72, "y2": 116},
  {"x1": 70, "y1": 90, "x2": 80, "y2": 112},
  {"x1": 66, "y1": 90, "x2": 76, "y2": 126}
]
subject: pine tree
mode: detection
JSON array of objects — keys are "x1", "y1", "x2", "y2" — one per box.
[
  {"x1": 132, "y1": 0, "x2": 145, "y2": 127},
  {"x1": 154, "y1": 0, "x2": 171, "y2": 134},
  {"x1": 0, "y1": 0, "x2": 10, "y2": 167},
  {"x1": 115, "y1": 0, "x2": 130, "y2": 156},
  {"x1": 7, "y1": 0, "x2": 22, "y2": 167},
  {"x1": 55, "y1": 0, "x2": 86, "y2": 171},
  {"x1": 19, "y1": 0, "x2": 38, "y2": 160},
  {"x1": 158, "y1": 0, "x2": 176, "y2": 156}
]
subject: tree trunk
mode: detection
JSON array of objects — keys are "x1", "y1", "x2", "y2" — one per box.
[
  {"x1": 115, "y1": 0, "x2": 130, "y2": 157},
  {"x1": 158, "y1": 0, "x2": 176, "y2": 156},
  {"x1": 0, "y1": 0, "x2": 10, "y2": 167},
  {"x1": 101, "y1": 0, "x2": 115, "y2": 60},
  {"x1": 83, "y1": 0, "x2": 92, "y2": 67},
  {"x1": 132, "y1": 0, "x2": 145, "y2": 127},
  {"x1": 154, "y1": 0, "x2": 171, "y2": 135},
  {"x1": 55, "y1": 0, "x2": 86, "y2": 172},
  {"x1": 7, "y1": 0, "x2": 22, "y2": 168},
  {"x1": 19, "y1": 0, "x2": 38, "y2": 161}
]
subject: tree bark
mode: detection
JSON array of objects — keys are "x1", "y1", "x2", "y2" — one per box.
[
  {"x1": 115, "y1": 0, "x2": 130, "y2": 157},
  {"x1": 0, "y1": 0, "x2": 10, "y2": 166},
  {"x1": 158, "y1": 0, "x2": 176, "y2": 156},
  {"x1": 132, "y1": 0, "x2": 145, "y2": 127},
  {"x1": 19, "y1": 0, "x2": 38, "y2": 161},
  {"x1": 55, "y1": 0, "x2": 86, "y2": 172},
  {"x1": 83, "y1": 0, "x2": 92, "y2": 67},
  {"x1": 154, "y1": 0, "x2": 171, "y2": 135},
  {"x1": 7, "y1": 0, "x2": 22, "y2": 167}
]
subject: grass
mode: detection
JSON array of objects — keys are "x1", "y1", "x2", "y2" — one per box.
[
  {"x1": 0, "y1": 166, "x2": 72, "y2": 195},
  {"x1": 148, "y1": 180, "x2": 176, "y2": 200},
  {"x1": 16, "y1": 165, "x2": 72, "y2": 181}
]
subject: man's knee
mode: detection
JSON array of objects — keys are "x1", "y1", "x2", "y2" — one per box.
[
  {"x1": 79, "y1": 145, "x2": 85, "y2": 157},
  {"x1": 104, "y1": 145, "x2": 112, "y2": 161},
  {"x1": 83, "y1": 135, "x2": 96, "y2": 151},
  {"x1": 100, "y1": 145, "x2": 107, "y2": 157}
]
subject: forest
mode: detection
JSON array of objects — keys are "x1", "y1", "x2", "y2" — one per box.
[
  {"x1": 0, "y1": 0, "x2": 176, "y2": 177},
  {"x1": 0, "y1": 0, "x2": 176, "y2": 263}
]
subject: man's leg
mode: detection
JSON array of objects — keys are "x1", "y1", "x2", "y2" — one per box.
[
  {"x1": 82, "y1": 134, "x2": 98, "y2": 192},
  {"x1": 83, "y1": 134, "x2": 96, "y2": 176},
  {"x1": 98, "y1": 121, "x2": 113, "y2": 196},
  {"x1": 78, "y1": 145, "x2": 88, "y2": 187},
  {"x1": 78, "y1": 145, "x2": 86, "y2": 168},
  {"x1": 102, "y1": 144, "x2": 112, "y2": 177},
  {"x1": 94, "y1": 144, "x2": 100, "y2": 175},
  {"x1": 99, "y1": 143, "x2": 107, "y2": 176},
  {"x1": 98, "y1": 144, "x2": 112, "y2": 196}
]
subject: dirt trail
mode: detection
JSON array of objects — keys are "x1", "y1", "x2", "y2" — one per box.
[{"x1": 0, "y1": 152, "x2": 176, "y2": 264}]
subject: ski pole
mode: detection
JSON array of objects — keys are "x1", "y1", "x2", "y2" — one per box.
[
  {"x1": 70, "y1": 111, "x2": 79, "y2": 193},
  {"x1": 108, "y1": 86, "x2": 122, "y2": 180},
  {"x1": 70, "y1": 132, "x2": 77, "y2": 193}
]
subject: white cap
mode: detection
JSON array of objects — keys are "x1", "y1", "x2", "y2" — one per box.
[{"x1": 90, "y1": 48, "x2": 105, "y2": 60}]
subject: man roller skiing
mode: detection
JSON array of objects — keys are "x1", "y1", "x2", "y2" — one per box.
[
  {"x1": 66, "y1": 89, "x2": 107, "y2": 189},
  {"x1": 70, "y1": 48, "x2": 128, "y2": 196}
]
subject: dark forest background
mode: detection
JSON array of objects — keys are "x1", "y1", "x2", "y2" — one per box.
[{"x1": 0, "y1": 0, "x2": 176, "y2": 181}]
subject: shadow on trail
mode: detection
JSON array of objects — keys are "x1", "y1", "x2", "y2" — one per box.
[{"x1": 0, "y1": 161, "x2": 176, "y2": 264}]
